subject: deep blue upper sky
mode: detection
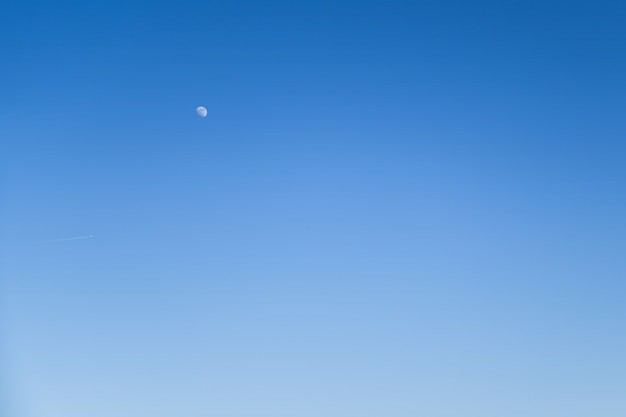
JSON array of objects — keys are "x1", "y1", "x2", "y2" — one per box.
[{"x1": 1, "y1": 1, "x2": 626, "y2": 416}]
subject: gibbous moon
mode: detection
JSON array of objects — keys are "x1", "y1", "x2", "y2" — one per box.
[{"x1": 196, "y1": 106, "x2": 208, "y2": 118}]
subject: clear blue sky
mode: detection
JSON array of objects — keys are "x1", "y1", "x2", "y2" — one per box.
[{"x1": 1, "y1": 1, "x2": 625, "y2": 416}]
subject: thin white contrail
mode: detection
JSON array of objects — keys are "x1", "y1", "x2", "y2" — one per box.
[{"x1": 47, "y1": 235, "x2": 94, "y2": 243}]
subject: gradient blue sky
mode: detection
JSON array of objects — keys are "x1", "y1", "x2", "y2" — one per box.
[{"x1": 1, "y1": 1, "x2": 626, "y2": 416}]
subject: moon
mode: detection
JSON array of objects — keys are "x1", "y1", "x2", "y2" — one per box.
[{"x1": 196, "y1": 106, "x2": 208, "y2": 118}]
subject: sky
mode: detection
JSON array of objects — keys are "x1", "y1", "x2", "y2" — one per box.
[{"x1": 1, "y1": 0, "x2": 625, "y2": 416}]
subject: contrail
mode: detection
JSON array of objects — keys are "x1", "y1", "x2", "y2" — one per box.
[{"x1": 47, "y1": 235, "x2": 94, "y2": 243}]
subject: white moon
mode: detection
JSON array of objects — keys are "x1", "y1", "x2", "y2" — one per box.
[{"x1": 196, "y1": 106, "x2": 208, "y2": 118}]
